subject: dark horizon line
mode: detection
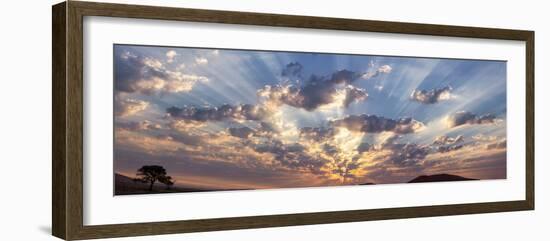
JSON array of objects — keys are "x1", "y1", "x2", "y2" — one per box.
[{"x1": 113, "y1": 172, "x2": 502, "y2": 196}]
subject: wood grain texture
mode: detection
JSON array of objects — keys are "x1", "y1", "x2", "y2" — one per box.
[
  {"x1": 73, "y1": 201, "x2": 530, "y2": 240},
  {"x1": 52, "y1": 2, "x2": 67, "y2": 240},
  {"x1": 51, "y1": 1, "x2": 535, "y2": 240},
  {"x1": 525, "y1": 32, "x2": 535, "y2": 209},
  {"x1": 72, "y1": 1, "x2": 533, "y2": 40},
  {"x1": 66, "y1": 2, "x2": 85, "y2": 240}
]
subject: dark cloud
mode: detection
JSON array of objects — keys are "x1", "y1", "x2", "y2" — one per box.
[
  {"x1": 281, "y1": 62, "x2": 303, "y2": 78},
  {"x1": 447, "y1": 111, "x2": 498, "y2": 127},
  {"x1": 431, "y1": 135, "x2": 505, "y2": 153},
  {"x1": 369, "y1": 136, "x2": 429, "y2": 168},
  {"x1": 114, "y1": 50, "x2": 207, "y2": 94},
  {"x1": 436, "y1": 144, "x2": 464, "y2": 153},
  {"x1": 259, "y1": 122, "x2": 276, "y2": 133},
  {"x1": 357, "y1": 142, "x2": 372, "y2": 153},
  {"x1": 254, "y1": 139, "x2": 299, "y2": 154},
  {"x1": 243, "y1": 122, "x2": 277, "y2": 138},
  {"x1": 115, "y1": 51, "x2": 151, "y2": 93},
  {"x1": 166, "y1": 104, "x2": 270, "y2": 122},
  {"x1": 344, "y1": 86, "x2": 368, "y2": 107},
  {"x1": 253, "y1": 139, "x2": 326, "y2": 174},
  {"x1": 432, "y1": 135, "x2": 465, "y2": 153},
  {"x1": 331, "y1": 114, "x2": 424, "y2": 134},
  {"x1": 258, "y1": 64, "x2": 377, "y2": 111},
  {"x1": 410, "y1": 86, "x2": 452, "y2": 104},
  {"x1": 385, "y1": 143, "x2": 429, "y2": 167},
  {"x1": 117, "y1": 120, "x2": 161, "y2": 131},
  {"x1": 257, "y1": 84, "x2": 303, "y2": 107},
  {"x1": 321, "y1": 144, "x2": 339, "y2": 156},
  {"x1": 329, "y1": 70, "x2": 358, "y2": 84},
  {"x1": 433, "y1": 135, "x2": 464, "y2": 146},
  {"x1": 228, "y1": 127, "x2": 255, "y2": 139}
]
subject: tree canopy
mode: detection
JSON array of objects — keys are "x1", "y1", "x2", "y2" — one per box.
[{"x1": 134, "y1": 165, "x2": 174, "y2": 191}]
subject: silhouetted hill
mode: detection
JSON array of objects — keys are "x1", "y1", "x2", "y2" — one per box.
[
  {"x1": 408, "y1": 174, "x2": 477, "y2": 183},
  {"x1": 115, "y1": 173, "x2": 212, "y2": 195},
  {"x1": 114, "y1": 173, "x2": 249, "y2": 195}
]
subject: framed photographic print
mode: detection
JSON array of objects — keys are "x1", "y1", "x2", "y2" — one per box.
[{"x1": 52, "y1": 1, "x2": 534, "y2": 240}]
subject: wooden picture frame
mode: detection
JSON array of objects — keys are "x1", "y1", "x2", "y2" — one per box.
[{"x1": 52, "y1": 1, "x2": 534, "y2": 240}]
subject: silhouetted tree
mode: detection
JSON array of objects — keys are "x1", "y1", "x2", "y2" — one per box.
[
  {"x1": 159, "y1": 175, "x2": 175, "y2": 190},
  {"x1": 134, "y1": 165, "x2": 172, "y2": 191}
]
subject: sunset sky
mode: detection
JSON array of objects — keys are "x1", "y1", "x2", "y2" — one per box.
[{"x1": 113, "y1": 44, "x2": 507, "y2": 190}]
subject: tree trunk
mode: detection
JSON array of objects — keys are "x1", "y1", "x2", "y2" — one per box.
[{"x1": 149, "y1": 181, "x2": 155, "y2": 191}]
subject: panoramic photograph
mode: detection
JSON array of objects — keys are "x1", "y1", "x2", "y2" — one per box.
[{"x1": 113, "y1": 44, "x2": 507, "y2": 195}]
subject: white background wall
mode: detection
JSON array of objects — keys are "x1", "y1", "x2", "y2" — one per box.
[{"x1": 0, "y1": 0, "x2": 547, "y2": 240}]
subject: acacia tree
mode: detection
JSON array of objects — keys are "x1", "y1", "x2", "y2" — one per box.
[
  {"x1": 159, "y1": 175, "x2": 175, "y2": 190},
  {"x1": 134, "y1": 165, "x2": 172, "y2": 191}
]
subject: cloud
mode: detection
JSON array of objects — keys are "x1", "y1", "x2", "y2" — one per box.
[
  {"x1": 314, "y1": 130, "x2": 367, "y2": 181},
  {"x1": 383, "y1": 143, "x2": 429, "y2": 167},
  {"x1": 168, "y1": 119, "x2": 206, "y2": 130},
  {"x1": 115, "y1": 98, "x2": 149, "y2": 117},
  {"x1": 329, "y1": 69, "x2": 358, "y2": 84},
  {"x1": 343, "y1": 86, "x2": 369, "y2": 107},
  {"x1": 410, "y1": 86, "x2": 452, "y2": 104},
  {"x1": 359, "y1": 134, "x2": 429, "y2": 170},
  {"x1": 113, "y1": 52, "x2": 508, "y2": 187},
  {"x1": 331, "y1": 114, "x2": 424, "y2": 134},
  {"x1": 357, "y1": 142, "x2": 372, "y2": 153},
  {"x1": 165, "y1": 132, "x2": 206, "y2": 147},
  {"x1": 422, "y1": 147, "x2": 506, "y2": 181},
  {"x1": 486, "y1": 139, "x2": 506, "y2": 150},
  {"x1": 433, "y1": 135, "x2": 464, "y2": 145},
  {"x1": 436, "y1": 144, "x2": 464, "y2": 153},
  {"x1": 296, "y1": 121, "x2": 427, "y2": 182},
  {"x1": 166, "y1": 104, "x2": 270, "y2": 122},
  {"x1": 257, "y1": 62, "x2": 393, "y2": 111},
  {"x1": 446, "y1": 111, "x2": 498, "y2": 127},
  {"x1": 228, "y1": 127, "x2": 255, "y2": 139},
  {"x1": 226, "y1": 122, "x2": 278, "y2": 139},
  {"x1": 114, "y1": 128, "x2": 183, "y2": 154},
  {"x1": 257, "y1": 122, "x2": 276, "y2": 135},
  {"x1": 258, "y1": 69, "x2": 367, "y2": 111},
  {"x1": 432, "y1": 135, "x2": 464, "y2": 153},
  {"x1": 166, "y1": 50, "x2": 177, "y2": 63},
  {"x1": 472, "y1": 134, "x2": 498, "y2": 142},
  {"x1": 115, "y1": 50, "x2": 208, "y2": 94},
  {"x1": 257, "y1": 84, "x2": 303, "y2": 108},
  {"x1": 361, "y1": 65, "x2": 392, "y2": 79},
  {"x1": 134, "y1": 73, "x2": 208, "y2": 94},
  {"x1": 195, "y1": 57, "x2": 208, "y2": 65},
  {"x1": 430, "y1": 134, "x2": 506, "y2": 153},
  {"x1": 252, "y1": 139, "x2": 326, "y2": 174},
  {"x1": 298, "y1": 71, "x2": 360, "y2": 109},
  {"x1": 281, "y1": 62, "x2": 303, "y2": 78},
  {"x1": 117, "y1": 120, "x2": 161, "y2": 131},
  {"x1": 299, "y1": 127, "x2": 335, "y2": 141},
  {"x1": 292, "y1": 115, "x2": 425, "y2": 180}
]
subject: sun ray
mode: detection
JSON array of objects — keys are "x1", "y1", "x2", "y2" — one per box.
[{"x1": 113, "y1": 44, "x2": 507, "y2": 192}]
